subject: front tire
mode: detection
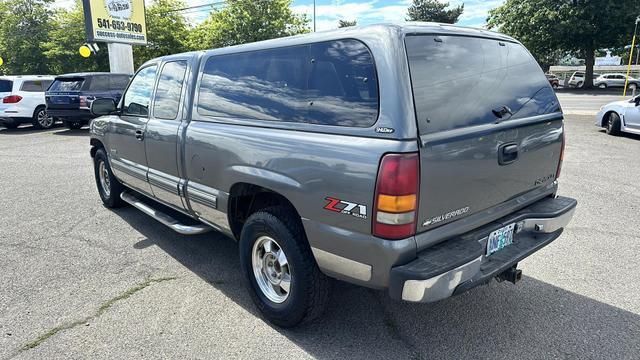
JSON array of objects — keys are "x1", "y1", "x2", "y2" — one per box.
[
  {"x1": 32, "y1": 106, "x2": 54, "y2": 129},
  {"x1": 606, "y1": 112, "x2": 622, "y2": 136},
  {"x1": 93, "y1": 148, "x2": 125, "y2": 208},
  {"x1": 598, "y1": 83, "x2": 607, "y2": 89},
  {"x1": 576, "y1": 81, "x2": 584, "y2": 88},
  {"x1": 239, "y1": 206, "x2": 330, "y2": 327}
]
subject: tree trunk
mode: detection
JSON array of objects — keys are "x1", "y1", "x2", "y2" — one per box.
[{"x1": 584, "y1": 45, "x2": 595, "y2": 89}]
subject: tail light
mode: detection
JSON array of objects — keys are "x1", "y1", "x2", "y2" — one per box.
[
  {"x1": 79, "y1": 96, "x2": 88, "y2": 108},
  {"x1": 556, "y1": 127, "x2": 565, "y2": 179},
  {"x1": 373, "y1": 153, "x2": 420, "y2": 240},
  {"x1": 2, "y1": 95, "x2": 22, "y2": 103}
]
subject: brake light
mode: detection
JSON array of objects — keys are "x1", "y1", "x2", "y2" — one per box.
[
  {"x1": 373, "y1": 153, "x2": 420, "y2": 240},
  {"x1": 79, "y1": 96, "x2": 88, "y2": 108},
  {"x1": 2, "y1": 95, "x2": 22, "y2": 103},
  {"x1": 556, "y1": 127, "x2": 565, "y2": 179}
]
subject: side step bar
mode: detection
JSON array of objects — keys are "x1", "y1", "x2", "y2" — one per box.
[{"x1": 120, "y1": 191, "x2": 212, "y2": 235}]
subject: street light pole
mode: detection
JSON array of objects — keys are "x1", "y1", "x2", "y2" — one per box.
[
  {"x1": 624, "y1": 16, "x2": 640, "y2": 97},
  {"x1": 313, "y1": 0, "x2": 316, "y2": 32}
]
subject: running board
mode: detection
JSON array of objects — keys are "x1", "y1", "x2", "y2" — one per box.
[{"x1": 120, "y1": 191, "x2": 212, "y2": 235}]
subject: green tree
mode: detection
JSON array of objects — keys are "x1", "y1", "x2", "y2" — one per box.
[
  {"x1": 338, "y1": 19, "x2": 357, "y2": 28},
  {"x1": 188, "y1": 0, "x2": 310, "y2": 50},
  {"x1": 406, "y1": 0, "x2": 464, "y2": 24},
  {"x1": 488, "y1": 0, "x2": 640, "y2": 89},
  {"x1": 41, "y1": 1, "x2": 110, "y2": 74},
  {"x1": 133, "y1": 0, "x2": 190, "y2": 67},
  {"x1": 0, "y1": 0, "x2": 53, "y2": 74}
]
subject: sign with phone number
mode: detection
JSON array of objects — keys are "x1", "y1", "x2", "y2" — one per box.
[{"x1": 82, "y1": 0, "x2": 147, "y2": 45}]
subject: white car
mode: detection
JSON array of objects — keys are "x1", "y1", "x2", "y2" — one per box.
[
  {"x1": 0, "y1": 75, "x2": 56, "y2": 129},
  {"x1": 595, "y1": 96, "x2": 640, "y2": 135},
  {"x1": 567, "y1": 71, "x2": 601, "y2": 88}
]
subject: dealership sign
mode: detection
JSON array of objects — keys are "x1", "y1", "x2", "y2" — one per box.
[{"x1": 82, "y1": 0, "x2": 147, "y2": 45}]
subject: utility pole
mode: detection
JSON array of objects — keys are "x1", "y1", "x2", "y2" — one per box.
[
  {"x1": 313, "y1": 0, "x2": 316, "y2": 32},
  {"x1": 624, "y1": 16, "x2": 640, "y2": 97}
]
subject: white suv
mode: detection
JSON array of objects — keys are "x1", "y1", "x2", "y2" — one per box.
[{"x1": 0, "y1": 75, "x2": 56, "y2": 129}]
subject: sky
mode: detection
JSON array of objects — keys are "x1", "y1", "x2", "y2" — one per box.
[{"x1": 51, "y1": 0, "x2": 505, "y2": 30}]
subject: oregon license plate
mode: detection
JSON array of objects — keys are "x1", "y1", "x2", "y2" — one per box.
[{"x1": 486, "y1": 223, "x2": 516, "y2": 256}]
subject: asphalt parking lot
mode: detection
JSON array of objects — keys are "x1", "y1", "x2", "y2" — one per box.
[{"x1": 1, "y1": 95, "x2": 639, "y2": 359}]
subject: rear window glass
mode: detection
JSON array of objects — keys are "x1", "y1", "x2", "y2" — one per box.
[
  {"x1": 21, "y1": 80, "x2": 45, "y2": 92},
  {"x1": 49, "y1": 78, "x2": 85, "y2": 91},
  {"x1": 197, "y1": 39, "x2": 378, "y2": 127},
  {"x1": 405, "y1": 35, "x2": 559, "y2": 135},
  {"x1": 0, "y1": 80, "x2": 12, "y2": 92}
]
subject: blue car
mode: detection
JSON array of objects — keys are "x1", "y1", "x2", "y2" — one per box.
[{"x1": 45, "y1": 72, "x2": 130, "y2": 129}]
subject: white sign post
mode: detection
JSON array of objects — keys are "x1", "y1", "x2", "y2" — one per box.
[{"x1": 107, "y1": 43, "x2": 134, "y2": 74}]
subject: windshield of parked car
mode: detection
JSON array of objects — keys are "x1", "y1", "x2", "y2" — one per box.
[
  {"x1": 0, "y1": 79, "x2": 12, "y2": 92},
  {"x1": 49, "y1": 78, "x2": 85, "y2": 91},
  {"x1": 405, "y1": 35, "x2": 560, "y2": 135}
]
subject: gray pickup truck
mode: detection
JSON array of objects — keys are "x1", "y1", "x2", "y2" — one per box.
[{"x1": 89, "y1": 23, "x2": 576, "y2": 327}]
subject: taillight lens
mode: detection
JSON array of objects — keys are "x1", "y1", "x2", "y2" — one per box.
[
  {"x1": 556, "y1": 127, "x2": 565, "y2": 179},
  {"x1": 2, "y1": 95, "x2": 22, "y2": 103},
  {"x1": 79, "y1": 96, "x2": 88, "y2": 108},
  {"x1": 373, "y1": 153, "x2": 420, "y2": 240}
]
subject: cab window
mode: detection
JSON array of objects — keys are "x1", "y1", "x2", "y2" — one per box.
[
  {"x1": 153, "y1": 61, "x2": 187, "y2": 120},
  {"x1": 123, "y1": 66, "x2": 157, "y2": 117},
  {"x1": 21, "y1": 80, "x2": 44, "y2": 92}
]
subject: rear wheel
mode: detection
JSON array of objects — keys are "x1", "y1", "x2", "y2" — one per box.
[
  {"x1": 576, "y1": 81, "x2": 584, "y2": 88},
  {"x1": 239, "y1": 206, "x2": 330, "y2": 327},
  {"x1": 32, "y1": 106, "x2": 54, "y2": 129},
  {"x1": 606, "y1": 112, "x2": 622, "y2": 136},
  {"x1": 93, "y1": 148, "x2": 125, "y2": 208}
]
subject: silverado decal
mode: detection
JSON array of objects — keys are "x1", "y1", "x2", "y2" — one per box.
[
  {"x1": 324, "y1": 197, "x2": 367, "y2": 219},
  {"x1": 423, "y1": 206, "x2": 470, "y2": 227}
]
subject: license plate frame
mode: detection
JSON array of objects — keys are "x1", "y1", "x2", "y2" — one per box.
[{"x1": 486, "y1": 223, "x2": 516, "y2": 256}]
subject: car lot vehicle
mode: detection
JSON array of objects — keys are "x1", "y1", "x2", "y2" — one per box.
[
  {"x1": 595, "y1": 95, "x2": 640, "y2": 135},
  {"x1": 46, "y1": 72, "x2": 130, "y2": 129},
  {"x1": 593, "y1": 73, "x2": 639, "y2": 90},
  {"x1": 567, "y1": 71, "x2": 601, "y2": 88},
  {"x1": 89, "y1": 24, "x2": 576, "y2": 327},
  {"x1": 546, "y1": 73, "x2": 560, "y2": 89},
  {"x1": 0, "y1": 75, "x2": 55, "y2": 129}
]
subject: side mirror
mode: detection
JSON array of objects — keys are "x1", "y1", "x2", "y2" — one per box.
[{"x1": 91, "y1": 98, "x2": 118, "y2": 116}]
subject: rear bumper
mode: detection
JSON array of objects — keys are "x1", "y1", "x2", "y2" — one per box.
[
  {"x1": 47, "y1": 108, "x2": 92, "y2": 120},
  {"x1": 388, "y1": 195, "x2": 577, "y2": 303},
  {"x1": 0, "y1": 104, "x2": 32, "y2": 119}
]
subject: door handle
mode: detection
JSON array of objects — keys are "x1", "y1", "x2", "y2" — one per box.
[
  {"x1": 498, "y1": 143, "x2": 518, "y2": 165},
  {"x1": 135, "y1": 129, "x2": 144, "y2": 141}
]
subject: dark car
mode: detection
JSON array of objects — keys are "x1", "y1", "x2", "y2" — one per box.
[{"x1": 46, "y1": 73, "x2": 130, "y2": 129}]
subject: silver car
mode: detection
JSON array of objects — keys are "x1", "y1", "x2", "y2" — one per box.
[{"x1": 594, "y1": 73, "x2": 639, "y2": 90}]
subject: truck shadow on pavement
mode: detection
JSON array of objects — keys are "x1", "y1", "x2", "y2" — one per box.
[{"x1": 115, "y1": 207, "x2": 640, "y2": 359}]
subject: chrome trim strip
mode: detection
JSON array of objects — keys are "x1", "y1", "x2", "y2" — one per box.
[
  {"x1": 120, "y1": 191, "x2": 211, "y2": 235},
  {"x1": 402, "y1": 256, "x2": 482, "y2": 302},
  {"x1": 521, "y1": 206, "x2": 576, "y2": 233},
  {"x1": 311, "y1": 247, "x2": 372, "y2": 282}
]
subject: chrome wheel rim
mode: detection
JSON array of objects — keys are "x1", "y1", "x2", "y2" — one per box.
[
  {"x1": 98, "y1": 160, "x2": 111, "y2": 198},
  {"x1": 37, "y1": 110, "x2": 53, "y2": 128},
  {"x1": 251, "y1": 236, "x2": 291, "y2": 303}
]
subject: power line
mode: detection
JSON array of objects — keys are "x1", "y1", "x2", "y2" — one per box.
[{"x1": 156, "y1": 1, "x2": 226, "y2": 15}]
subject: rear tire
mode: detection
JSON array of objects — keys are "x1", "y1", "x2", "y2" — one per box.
[
  {"x1": 606, "y1": 112, "x2": 622, "y2": 136},
  {"x1": 31, "y1": 106, "x2": 54, "y2": 129},
  {"x1": 239, "y1": 206, "x2": 330, "y2": 327},
  {"x1": 576, "y1": 81, "x2": 584, "y2": 88},
  {"x1": 93, "y1": 148, "x2": 125, "y2": 208}
]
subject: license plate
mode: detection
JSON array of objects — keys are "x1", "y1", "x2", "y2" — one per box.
[{"x1": 486, "y1": 223, "x2": 516, "y2": 256}]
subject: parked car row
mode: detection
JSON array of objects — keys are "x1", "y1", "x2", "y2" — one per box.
[
  {"x1": 566, "y1": 71, "x2": 639, "y2": 90},
  {"x1": 0, "y1": 72, "x2": 130, "y2": 130}
]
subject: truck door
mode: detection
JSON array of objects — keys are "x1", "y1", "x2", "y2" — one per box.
[
  {"x1": 144, "y1": 59, "x2": 189, "y2": 210},
  {"x1": 108, "y1": 65, "x2": 158, "y2": 195}
]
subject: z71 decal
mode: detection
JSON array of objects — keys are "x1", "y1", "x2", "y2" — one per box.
[{"x1": 324, "y1": 197, "x2": 367, "y2": 219}]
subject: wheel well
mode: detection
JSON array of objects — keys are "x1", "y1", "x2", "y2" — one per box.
[
  {"x1": 33, "y1": 105, "x2": 45, "y2": 118},
  {"x1": 90, "y1": 138, "x2": 104, "y2": 158},
  {"x1": 227, "y1": 183, "x2": 301, "y2": 240}
]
